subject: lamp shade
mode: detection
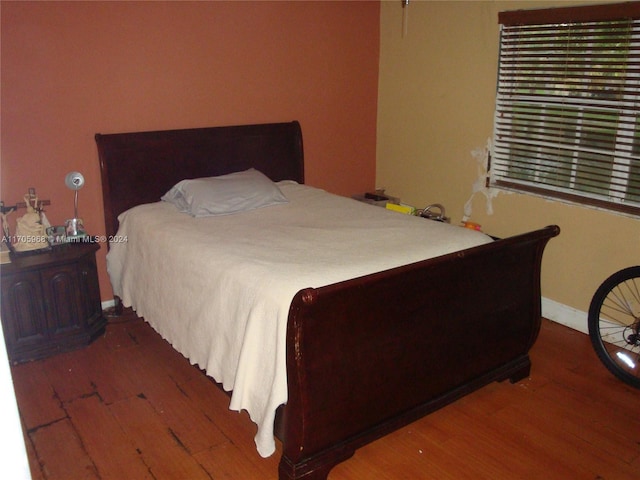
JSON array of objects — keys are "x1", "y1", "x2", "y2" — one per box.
[{"x1": 64, "y1": 172, "x2": 85, "y2": 191}]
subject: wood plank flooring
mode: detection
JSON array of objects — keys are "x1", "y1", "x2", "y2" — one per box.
[{"x1": 10, "y1": 313, "x2": 640, "y2": 479}]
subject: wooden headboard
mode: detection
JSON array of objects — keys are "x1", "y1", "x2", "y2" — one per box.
[{"x1": 96, "y1": 120, "x2": 304, "y2": 239}]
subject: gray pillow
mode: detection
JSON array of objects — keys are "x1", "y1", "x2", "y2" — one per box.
[{"x1": 162, "y1": 168, "x2": 288, "y2": 217}]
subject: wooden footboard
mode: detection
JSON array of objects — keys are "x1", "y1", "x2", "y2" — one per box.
[{"x1": 277, "y1": 225, "x2": 560, "y2": 480}]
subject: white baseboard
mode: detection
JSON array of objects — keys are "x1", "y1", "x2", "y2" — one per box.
[
  {"x1": 101, "y1": 299, "x2": 116, "y2": 310},
  {"x1": 542, "y1": 297, "x2": 588, "y2": 334}
]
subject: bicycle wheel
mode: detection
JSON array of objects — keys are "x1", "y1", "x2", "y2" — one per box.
[{"x1": 588, "y1": 266, "x2": 640, "y2": 389}]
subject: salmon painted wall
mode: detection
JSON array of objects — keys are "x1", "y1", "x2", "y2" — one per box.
[{"x1": 1, "y1": 1, "x2": 380, "y2": 302}]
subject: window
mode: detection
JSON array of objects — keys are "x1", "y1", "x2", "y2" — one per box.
[{"x1": 492, "y1": 2, "x2": 640, "y2": 216}]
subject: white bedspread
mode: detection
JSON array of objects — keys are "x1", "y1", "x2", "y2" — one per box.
[{"x1": 106, "y1": 182, "x2": 492, "y2": 457}]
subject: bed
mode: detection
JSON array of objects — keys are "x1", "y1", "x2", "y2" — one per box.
[{"x1": 96, "y1": 120, "x2": 559, "y2": 480}]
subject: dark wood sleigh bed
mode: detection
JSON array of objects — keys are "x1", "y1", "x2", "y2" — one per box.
[{"x1": 96, "y1": 120, "x2": 559, "y2": 480}]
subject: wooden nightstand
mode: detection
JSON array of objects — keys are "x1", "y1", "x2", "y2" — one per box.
[{"x1": 0, "y1": 242, "x2": 106, "y2": 363}]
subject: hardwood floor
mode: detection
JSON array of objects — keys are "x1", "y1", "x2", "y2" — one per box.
[{"x1": 10, "y1": 313, "x2": 640, "y2": 480}]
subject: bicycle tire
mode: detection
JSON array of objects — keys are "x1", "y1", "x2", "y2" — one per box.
[{"x1": 588, "y1": 266, "x2": 640, "y2": 389}]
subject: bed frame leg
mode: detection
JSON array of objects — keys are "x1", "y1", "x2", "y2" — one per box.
[
  {"x1": 498, "y1": 355, "x2": 531, "y2": 384},
  {"x1": 278, "y1": 448, "x2": 355, "y2": 480}
]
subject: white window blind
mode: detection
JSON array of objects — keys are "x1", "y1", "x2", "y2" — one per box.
[{"x1": 493, "y1": 2, "x2": 640, "y2": 216}]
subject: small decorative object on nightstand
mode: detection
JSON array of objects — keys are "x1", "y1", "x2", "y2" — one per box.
[
  {"x1": 352, "y1": 190, "x2": 401, "y2": 208},
  {"x1": 418, "y1": 204, "x2": 450, "y2": 223},
  {"x1": 0, "y1": 242, "x2": 106, "y2": 363},
  {"x1": 12, "y1": 188, "x2": 51, "y2": 254},
  {"x1": 461, "y1": 220, "x2": 482, "y2": 231}
]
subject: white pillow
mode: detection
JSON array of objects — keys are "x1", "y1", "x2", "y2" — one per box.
[{"x1": 161, "y1": 168, "x2": 288, "y2": 217}]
